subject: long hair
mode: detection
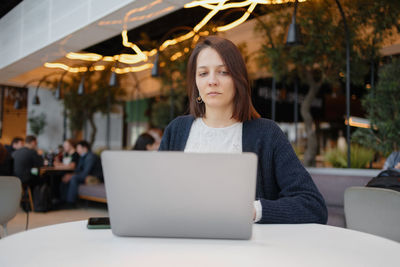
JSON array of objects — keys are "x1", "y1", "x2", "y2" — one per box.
[{"x1": 186, "y1": 36, "x2": 260, "y2": 121}]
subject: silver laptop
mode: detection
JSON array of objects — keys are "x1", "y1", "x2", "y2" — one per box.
[{"x1": 101, "y1": 151, "x2": 257, "y2": 240}]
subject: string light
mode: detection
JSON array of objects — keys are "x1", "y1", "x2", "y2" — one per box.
[
  {"x1": 217, "y1": 2, "x2": 257, "y2": 31},
  {"x1": 66, "y1": 52, "x2": 103, "y2": 61},
  {"x1": 44, "y1": 63, "x2": 88, "y2": 73},
  {"x1": 114, "y1": 64, "x2": 154, "y2": 74},
  {"x1": 45, "y1": 0, "x2": 306, "y2": 74}
]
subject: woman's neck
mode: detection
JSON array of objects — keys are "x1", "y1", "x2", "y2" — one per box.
[{"x1": 203, "y1": 108, "x2": 238, "y2": 128}]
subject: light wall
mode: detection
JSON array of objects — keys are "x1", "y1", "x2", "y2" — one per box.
[{"x1": 27, "y1": 87, "x2": 123, "y2": 152}]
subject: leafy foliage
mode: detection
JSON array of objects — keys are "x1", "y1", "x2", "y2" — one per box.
[
  {"x1": 254, "y1": 0, "x2": 400, "y2": 166},
  {"x1": 28, "y1": 111, "x2": 47, "y2": 136},
  {"x1": 58, "y1": 64, "x2": 125, "y2": 144},
  {"x1": 352, "y1": 59, "x2": 400, "y2": 155},
  {"x1": 149, "y1": 32, "x2": 193, "y2": 128},
  {"x1": 324, "y1": 144, "x2": 375, "y2": 169}
]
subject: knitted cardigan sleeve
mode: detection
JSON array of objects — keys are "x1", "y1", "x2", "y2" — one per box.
[{"x1": 255, "y1": 121, "x2": 327, "y2": 224}]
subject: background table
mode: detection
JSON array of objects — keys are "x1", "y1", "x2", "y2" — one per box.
[{"x1": 0, "y1": 221, "x2": 398, "y2": 267}]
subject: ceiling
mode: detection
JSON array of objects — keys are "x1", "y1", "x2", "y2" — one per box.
[
  {"x1": 3, "y1": 0, "x2": 266, "y2": 90},
  {"x1": 1, "y1": 0, "x2": 199, "y2": 87}
]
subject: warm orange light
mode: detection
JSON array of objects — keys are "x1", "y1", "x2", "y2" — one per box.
[
  {"x1": 345, "y1": 117, "x2": 376, "y2": 129},
  {"x1": 115, "y1": 64, "x2": 154, "y2": 74},
  {"x1": 160, "y1": 31, "x2": 195, "y2": 51},
  {"x1": 66, "y1": 52, "x2": 103, "y2": 61},
  {"x1": 47, "y1": 0, "x2": 307, "y2": 74},
  {"x1": 44, "y1": 63, "x2": 89, "y2": 73},
  {"x1": 170, "y1": 52, "x2": 184, "y2": 61},
  {"x1": 217, "y1": 2, "x2": 256, "y2": 32}
]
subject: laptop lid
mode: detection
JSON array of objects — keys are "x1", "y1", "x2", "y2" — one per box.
[{"x1": 101, "y1": 151, "x2": 257, "y2": 239}]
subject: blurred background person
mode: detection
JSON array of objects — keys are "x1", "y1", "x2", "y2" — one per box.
[
  {"x1": 383, "y1": 151, "x2": 400, "y2": 171},
  {"x1": 60, "y1": 140, "x2": 103, "y2": 207},
  {"x1": 147, "y1": 128, "x2": 163, "y2": 150},
  {"x1": 54, "y1": 139, "x2": 80, "y2": 169},
  {"x1": 5, "y1": 137, "x2": 24, "y2": 155},
  {"x1": 132, "y1": 133, "x2": 158, "y2": 151},
  {"x1": 54, "y1": 144, "x2": 64, "y2": 163},
  {"x1": 12, "y1": 135, "x2": 44, "y2": 187}
]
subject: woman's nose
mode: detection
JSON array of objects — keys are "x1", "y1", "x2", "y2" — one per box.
[{"x1": 208, "y1": 72, "x2": 218, "y2": 86}]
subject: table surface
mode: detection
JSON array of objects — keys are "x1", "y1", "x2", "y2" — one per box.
[
  {"x1": 39, "y1": 165, "x2": 75, "y2": 176},
  {"x1": 0, "y1": 221, "x2": 398, "y2": 267}
]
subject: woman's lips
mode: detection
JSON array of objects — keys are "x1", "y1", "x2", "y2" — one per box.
[{"x1": 207, "y1": 92, "x2": 221, "y2": 96}]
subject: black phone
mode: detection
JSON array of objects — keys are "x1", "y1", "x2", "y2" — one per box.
[{"x1": 87, "y1": 217, "x2": 111, "y2": 229}]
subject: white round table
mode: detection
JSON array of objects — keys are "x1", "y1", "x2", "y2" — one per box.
[{"x1": 0, "y1": 221, "x2": 398, "y2": 267}]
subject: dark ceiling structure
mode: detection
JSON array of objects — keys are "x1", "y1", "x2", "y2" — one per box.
[
  {"x1": 84, "y1": 4, "x2": 273, "y2": 56},
  {"x1": 0, "y1": 0, "x2": 23, "y2": 19}
]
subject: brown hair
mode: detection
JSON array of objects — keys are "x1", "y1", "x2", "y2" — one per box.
[
  {"x1": 25, "y1": 135, "x2": 37, "y2": 144},
  {"x1": 186, "y1": 36, "x2": 260, "y2": 121},
  {"x1": 65, "y1": 139, "x2": 77, "y2": 148}
]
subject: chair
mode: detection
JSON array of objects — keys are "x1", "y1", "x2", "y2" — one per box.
[
  {"x1": 0, "y1": 176, "x2": 22, "y2": 237},
  {"x1": 21, "y1": 185, "x2": 34, "y2": 212},
  {"x1": 344, "y1": 186, "x2": 400, "y2": 242}
]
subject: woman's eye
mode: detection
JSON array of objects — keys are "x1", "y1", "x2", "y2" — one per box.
[
  {"x1": 198, "y1": 72, "x2": 207, "y2": 77},
  {"x1": 219, "y1": 70, "x2": 229, "y2": 75}
]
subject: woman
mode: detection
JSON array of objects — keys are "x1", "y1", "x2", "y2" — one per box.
[
  {"x1": 54, "y1": 139, "x2": 79, "y2": 169},
  {"x1": 159, "y1": 36, "x2": 327, "y2": 224}
]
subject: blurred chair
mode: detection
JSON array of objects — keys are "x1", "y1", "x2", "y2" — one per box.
[
  {"x1": 344, "y1": 186, "x2": 400, "y2": 242},
  {"x1": 0, "y1": 176, "x2": 22, "y2": 237},
  {"x1": 21, "y1": 185, "x2": 34, "y2": 212}
]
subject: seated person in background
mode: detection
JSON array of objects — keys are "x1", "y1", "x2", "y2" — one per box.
[
  {"x1": 159, "y1": 36, "x2": 327, "y2": 224},
  {"x1": 54, "y1": 145, "x2": 64, "y2": 163},
  {"x1": 5, "y1": 137, "x2": 24, "y2": 155},
  {"x1": 12, "y1": 135, "x2": 44, "y2": 186},
  {"x1": 60, "y1": 140, "x2": 103, "y2": 205},
  {"x1": 0, "y1": 143, "x2": 13, "y2": 175},
  {"x1": 4, "y1": 137, "x2": 24, "y2": 175},
  {"x1": 383, "y1": 151, "x2": 400, "y2": 170},
  {"x1": 132, "y1": 133, "x2": 158, "y2": 151},
  {"x1": 54, "y1": 139, "x2": 80, "y2": 169},
  {"x1": 147, "y1": 128, "x2": 163, "y2": 150}
]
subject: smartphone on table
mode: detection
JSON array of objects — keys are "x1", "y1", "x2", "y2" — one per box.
[{"x1": 87, "y1": 217, "x2": 111, "y2": 229}]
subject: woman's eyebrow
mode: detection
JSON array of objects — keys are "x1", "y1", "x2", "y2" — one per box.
[{"x1": 197, "y1": 64, "x2": 226, "y2": 69}]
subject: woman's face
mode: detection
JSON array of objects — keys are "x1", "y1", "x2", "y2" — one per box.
[
  {"x1": 195, "y1": 47, "x2": 235, "y2": 114},
  {"x1": 63, "y1": 141, "x2": 71, "y2": 152}
]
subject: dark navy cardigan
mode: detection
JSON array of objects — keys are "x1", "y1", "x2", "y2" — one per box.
[{"x1": 159, "y1": 115, "x2": 328, "y2": 224}]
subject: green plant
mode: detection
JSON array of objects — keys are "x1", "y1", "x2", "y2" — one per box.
[
  {"x1": 255, "y1": 0, "x2": 400, "y2": 166},
  {"x1": 55, "y1": 64, "x2": 125, "y2": 145},
  {"x1": 149, "y1": 25, "x2": 217, "y2": 129},
  {"x1": 352, "y1": 58, "x2": 400, "y2": 156},
  {"x1": 324, "y1": 144, "x2": 375, "y2": 169},
  {"x1": 28, "y1": 111, "x2": 47, "y2": 136},
  {"x1": 150, "y1": 31, "x2": 191, "y2": 129}
]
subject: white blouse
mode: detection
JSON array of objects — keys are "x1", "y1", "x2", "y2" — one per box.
[{"x1": 184, "y1": 118, "x2": 242, "y2": 153}]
